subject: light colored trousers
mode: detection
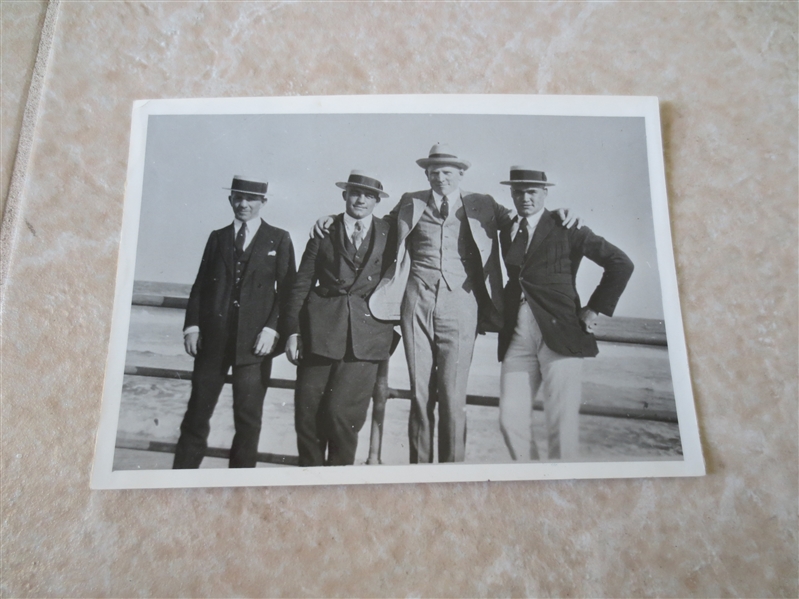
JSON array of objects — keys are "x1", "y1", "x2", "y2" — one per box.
[
  {"x1": 401, "y1": 275, "x2": 479, "y2": 463},
  {"x1": 499, "y1": 302, "x2": 583, "y2": 460}
]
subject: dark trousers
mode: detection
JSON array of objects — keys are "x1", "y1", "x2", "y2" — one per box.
[
  {"x1": 294, "y1": 353, "x2": 379, "y2": 466},
  {"x1": 173, "y1": 353, "x2": 272, "y2": 469}
]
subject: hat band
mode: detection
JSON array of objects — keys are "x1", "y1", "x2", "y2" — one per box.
[
  {"x1": 429, "y1": 153, "x2": 459, "y2": 160},
  {"x1": 510, "y1": 169, "x2": 547, "y2": 183},
  {"x1": 230, "y1": 177, "x2": 267, "y2": 195},
  {"x1": 347, "y1": 173, "x2": 383, "y2": 191}
]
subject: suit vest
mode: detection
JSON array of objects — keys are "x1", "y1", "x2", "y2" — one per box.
[
  {"x1": 342, "y1": 222, "x2": 373, "y2": 266},
  {"x1": 232, "y1": 235, "x2": 257, "y2": 310},
  {"x1": 407, "y1": 202, "x2": 476, "y2": 291}
]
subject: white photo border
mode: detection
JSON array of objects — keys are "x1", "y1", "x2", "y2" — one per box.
[{"x1": 92, "y1": 94, "x2": 705, "y2": 489}]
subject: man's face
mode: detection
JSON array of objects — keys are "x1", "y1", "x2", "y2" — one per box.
[
  {"x1": 426, "y1": 165, "x2": 464, "y2": 197},
  {"x1": 343, "y1": 187, "x2": 379, "y2": 219},
  {"x1": 511, "y1": 185, "x2": 548, "y2": 217},
  {"x1": 229, "y1": 192, "x2": 266, "y2": 222}
]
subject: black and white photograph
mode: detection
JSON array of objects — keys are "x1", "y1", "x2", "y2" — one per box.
[{"x1": 92, "y1": 94, "x2": 704, "y2": 489}]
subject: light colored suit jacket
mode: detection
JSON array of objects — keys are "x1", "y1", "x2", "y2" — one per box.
[{"x1": 368, "y1": 189, "x2": 513, "y2": 332}]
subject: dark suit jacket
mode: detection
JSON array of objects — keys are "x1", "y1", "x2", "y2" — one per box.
[
  {"x1": 498, "y1": 210, "x2": 634, "y2": 361},
  {"x1": 283, "y1": 214, "x2": 396, "y2": 361},
  {"x1": 185, "y1": 219, "x2": 296, "y2": 367}
]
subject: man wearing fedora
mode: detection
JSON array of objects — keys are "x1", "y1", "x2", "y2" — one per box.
[
  {"x1": 282, "y1": 171, "x2": 397, "y2": 466},
  {"x1": 497, "y1": 167, "x2": 634, "y2": 461},
  {"x1": 366, "y1": 145, "x2": 579, "y2": 463},
  {"x1": 173, "y1": 176, "x2": 296, "y2": 469}
]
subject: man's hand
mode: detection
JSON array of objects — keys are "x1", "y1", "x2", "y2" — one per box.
[
  {"x1": 184, "y1": 331, "x2": 201, "y2": 357},
  {"x1": 554, "y1": 208, "x2": 582, "y2": 229},
  {"x1": 579, "y1": 307, "x2": 600, "y2": 334},
  {"x1": 285, "y1": 334, "x2": 303, "y2": 365},
  {"x1": 310, "y1": 215, "x2": 336, "y2": 239},
  {"x1": 254, "y1": 328, "x2": 279, "y2": 357}
]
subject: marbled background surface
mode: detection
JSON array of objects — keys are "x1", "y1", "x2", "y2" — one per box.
[{"x1": 1, "y1": 2, "x2": 796, "y2": 597}]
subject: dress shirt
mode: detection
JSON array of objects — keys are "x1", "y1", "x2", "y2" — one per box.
[
  {"x1": 342, "y1": 213, "x2": 374, "y2": 244},
  {"x1": 510, "y1": 209, "x2": 546, "y2": 304},
  {"x1": 183, "y1": 217, "x2": 278, "y2": 340},
  {"x1": 286, "y1": 213, "x2": 373, "y2": 349},
  {"x1": 430, "y1": 189, "x2": 462, "y2": 217},
  {"x1": 233, "y1": 217, "x2": 261, "y2": 252},
  {"x1": 509, "y1": 208, "x2": 545, "y2": 251}
]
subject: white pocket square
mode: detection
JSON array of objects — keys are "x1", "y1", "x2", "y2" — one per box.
[{"x1": 268, "y1": 250, "x2": 277, "y2": 256}]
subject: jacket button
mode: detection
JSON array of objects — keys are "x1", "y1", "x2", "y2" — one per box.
[
  {"x1": 551, "y1": 319, "x2": 557, "y2": 324},
  {"x1": 367, "y1": 275, "x2": 372, "y2": 281}
]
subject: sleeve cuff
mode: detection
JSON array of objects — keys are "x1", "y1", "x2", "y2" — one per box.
[
  {"x1": 262, "y1": 327, "x2": 280, "y2": 341},
  {"x1": 183, "y1": 326, "x2": 200, "y2": 336}
]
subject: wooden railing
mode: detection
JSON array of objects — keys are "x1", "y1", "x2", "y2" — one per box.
[
  {"x1": 118, "y1": 282, "x2": 676, "y2": 466},
  {"x1": 123, "y1": 364, "x2": 678, "y2": 424}
]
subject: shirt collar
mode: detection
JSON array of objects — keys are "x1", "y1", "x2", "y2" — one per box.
[
  {"x1": 518, "y1": 208, "x2": 545, "y2": 230},
  {"x1": 431, "y1": 189, "x2": 461, "y2": 210},
  {"x1": 234, "y1": 218, "x2": 260, "y2": 235},
  {"x1": 342, "y1": 212, "x2": 373, "y2": 233}
]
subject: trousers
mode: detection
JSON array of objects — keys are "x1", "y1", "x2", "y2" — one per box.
[
  {"x1": 173, "y1": 353, "x2": 272, "y2": 469},
  {"x1": 401, "y1": 275, "x2": 479, "y2": 463},
  {"x1": 499, "y1": 302, "x2": 583, "y2": 460},
  {"x1": 294, "y1": 353, "x2": 380, "y2": 466}
]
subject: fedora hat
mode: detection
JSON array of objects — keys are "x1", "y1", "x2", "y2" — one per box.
[
  {"x1": 335, "y1": 170, "x2": 389, "y2": 198},
  {"x1": 223, "y1": 175, "x2": 268, "y2": 196},
  {"x1": 500, "y1": 166, "x2": 555, "y2": 187},
  {"x1": 416, "y1": 144, "x2": 471, "y2": 170}
]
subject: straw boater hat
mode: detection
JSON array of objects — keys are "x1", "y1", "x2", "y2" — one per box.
[
  {"x1": 500, "y1": 166, "x2": 555, "y2": 187},
  {"x1": 223, "y1": 175, "x2": 268, "y2": 196},
  {"x1": 335, "y1": 170, "x2": 389, "y2": 198},
  {"x1": 415, "y1": 144, "x2": 471, "y2": 170}
]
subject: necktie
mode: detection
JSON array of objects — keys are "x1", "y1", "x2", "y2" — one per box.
[
  {"x1": 439, "y1": 195, "x2": 449, "y2": 220},
  {"x1": 235, "y1": 222, "x2": 247, "y2": 256},
  {"x1": 505, "y1": 218, "x2": 529, "y2": 268},
  {"x1": 351, "y1": 220, "x2": 365, "y2": 249}
]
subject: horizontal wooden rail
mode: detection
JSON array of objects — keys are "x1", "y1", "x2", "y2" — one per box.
[
  {"x1": 124, "y1": 365, "x2": 679, "y2": 424},
  {"x1": 131, "y1": 291, "x2": 667, "y2": 347},
  {"x1": 116, "y1": 435, "x2": 298, "y2": 466}
]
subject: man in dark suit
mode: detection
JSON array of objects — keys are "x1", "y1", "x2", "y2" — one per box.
[
  {"x1": 315, "y1": 147, "x2": 578, "y2": 463},
  {"x1": 498, "y1": 167, "x2": 634, "y2": 461},
  {"x1": 173, "y1": 176, "x2": 296, "y2": 469},
  {"x1": 283, "y1": 171, "x2": 397, "y2": 466}
]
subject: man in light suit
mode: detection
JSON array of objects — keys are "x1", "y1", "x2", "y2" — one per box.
[
  {"x1": 174, "y1": 176, "x2": 296, "y2": 469},
  {"x1": 497, "y1": 167, "x2": 634, "y2": 461},
  {"x1": 283, "y1": 171, "x2": 397, "y2": 466},
  {"x1": 367, "y1": 146, "x2": 577, "y2": 463}
]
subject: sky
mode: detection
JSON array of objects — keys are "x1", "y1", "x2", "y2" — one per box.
[{"x1": 134, "y1": 112, "x2": 665, "y2": 319}]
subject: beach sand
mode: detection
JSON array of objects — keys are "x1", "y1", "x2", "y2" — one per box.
[{"x1": 113, "y1": 306, "x2": 681, "y2": 470}]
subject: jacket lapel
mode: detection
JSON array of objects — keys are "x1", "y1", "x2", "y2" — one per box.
[
  {"x1": 523, "y1": 210, "x2": 555, "y2": 267},
  {"x1": 221, "y1": 223, "x2": 236, "y2": 276},
  {"x1": 352, "y1": 217, "x2": 386, "y2": 287},
  {"x1": 461, "y1": 191, "x2": 493, "y2": 268},
  {"x1": 395, "y1": 192, "x2": 430, "y2": 262},
  {"x1": 335, "y1": 215, "x2": 358, "y2": 271},
  {"x1": 241, "y1": 220, "x2": 274, "y2": 281},
  {"x1": 412, "y1": 191, "x2": 431, "y2": 227}
]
